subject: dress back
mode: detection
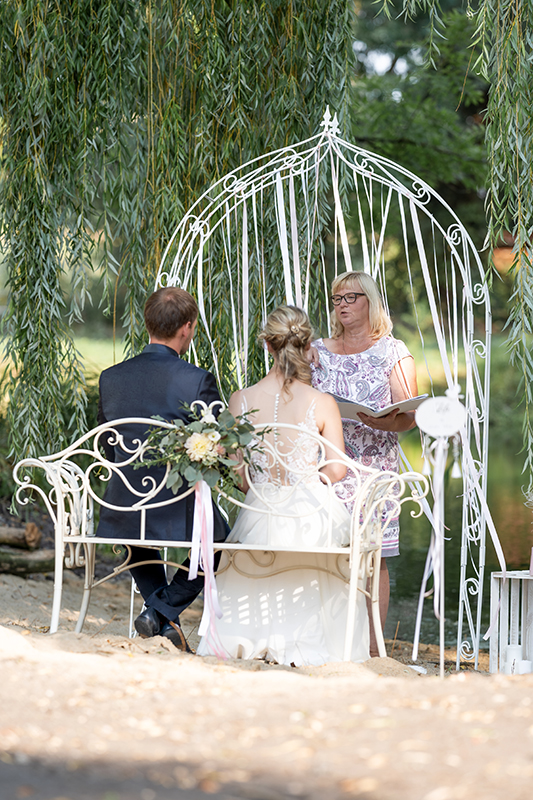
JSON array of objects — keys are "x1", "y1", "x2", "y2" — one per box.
[{"x1": 239, "y1": 386, "x2": 321, "y2": 487}]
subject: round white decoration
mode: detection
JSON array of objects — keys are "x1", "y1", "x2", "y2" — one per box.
[{"x1": 415, "y1": 395, "x2": 467, "y2": 437}]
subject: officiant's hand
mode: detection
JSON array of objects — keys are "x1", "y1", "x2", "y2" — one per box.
[
  {"x1": 359, "y1": 408, "x2": 415, "y2": 433},
  {"x1": 306, "y1": 346, "x2": 320, "y2": 367}
]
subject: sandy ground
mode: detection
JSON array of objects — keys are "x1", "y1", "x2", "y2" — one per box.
[{"x1": 0, "y1": 570, "x2": 532, "y2": 800}]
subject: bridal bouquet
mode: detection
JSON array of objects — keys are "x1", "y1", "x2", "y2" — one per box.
[{"x1": 140, "y1": 403, "x2": 258, "y2": 493}]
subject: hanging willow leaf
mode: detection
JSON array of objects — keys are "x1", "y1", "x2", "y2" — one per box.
[
  {"x1": 0, "y1": 0, "x2": 354, "y2": 459},
  {"x1": 393, "y1": 0, "x2": 533, "y2": 487}
]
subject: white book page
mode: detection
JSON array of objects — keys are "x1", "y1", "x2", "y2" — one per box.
[{"x1": 331, "y1": 394, "x2": 429, "y2": 422}]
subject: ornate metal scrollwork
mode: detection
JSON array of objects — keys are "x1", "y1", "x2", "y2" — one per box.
[
  {"x1": 410, "y1": 180, "x2": 431, "y2": 205},
  {"x1": 472, "y1": 282, "x2": 488, "y2": 305},
  {"x1": 351, "y1": 152, "x2": 374, "y2": 175},
  {"x1": 446, "y1": 222, "x2": 464, "y2": 246},
  {"x1": 459, "y1": 640, "x2": 476, "y2": 661}
]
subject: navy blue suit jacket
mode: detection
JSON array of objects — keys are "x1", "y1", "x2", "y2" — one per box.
[{"x1": 96, "y1": 343, "x2": 226, "y2": 542}]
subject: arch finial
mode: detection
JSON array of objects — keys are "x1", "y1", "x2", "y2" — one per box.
[{"x1": 320, "y1": 106, "x2": 340, "y2": 136}]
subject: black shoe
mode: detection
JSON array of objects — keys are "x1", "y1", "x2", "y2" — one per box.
[
  {"x1": 134, "y1": 606, "x2": 163, "y2": 638},
  {"x1": 161, "y1": 620, "x2": 194, "y2": 653}
]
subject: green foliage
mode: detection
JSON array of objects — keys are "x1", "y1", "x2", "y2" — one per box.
[
  {"x1": 488, "y1": 335, "x2": 524, "y2": 446},
  {"x1": 352, "y1": 3, "x2": 487, "y2": 195},
  {"x1": 0, "y1": 0, "x2": 353, "y2": 459},
  {"x1": 393, "y1": 0, "x2": 533, "y2": 484},
  {"x1": 378, "y1": 0, "x2": 454, "y2": 67},
  {"x1": 478, "y1": 1, "x2": 533, "y2": 482},
  {"x1": 139, "y1": 405, "x2": 257, "y2": 493},
  {"x1": 335, "y1": 5, "x2": 489, "y2": 330}
]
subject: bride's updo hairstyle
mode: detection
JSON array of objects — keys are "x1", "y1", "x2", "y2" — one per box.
[{"x1": 259, "y1": 305, "x2": 313, "y2": 394}]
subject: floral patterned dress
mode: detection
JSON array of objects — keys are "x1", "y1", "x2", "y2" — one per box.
[{"x1": 311, "y1": 336, "x2": 412, "y2": 557}]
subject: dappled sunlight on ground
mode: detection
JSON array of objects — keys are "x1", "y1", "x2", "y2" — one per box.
[{"x1": 1, "y1": 572, "x2": 532, "y2": 800}]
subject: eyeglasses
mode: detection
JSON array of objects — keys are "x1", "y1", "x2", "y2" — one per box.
[{"x1": 330, "y1": 292, "x2": 366, "y2": 306}]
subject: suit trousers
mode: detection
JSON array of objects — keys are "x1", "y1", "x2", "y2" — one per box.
[{"x1": 128, "y1": 546, "x2": 221, "y2": 623}]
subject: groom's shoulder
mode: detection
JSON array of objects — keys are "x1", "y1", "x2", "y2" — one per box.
[
  {"x1": 171, "y1": 357, "x2": 214, "y2": 381},
  {"x1": 100, "y1": 351, "x2": 211, "y2": 377}
]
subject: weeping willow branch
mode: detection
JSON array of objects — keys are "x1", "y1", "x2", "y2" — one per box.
[
  {"x1": 0, "y1": 0, "x2": 353, "y2": 459},
  {"x1": 396, "y1": 0, "x2": 533, "y2": 485},
  {"x1": 482, "y1": 1, "x2": 533, "y2": 486},
  {"x1": 379, "y1": 0, "x2": 447, "y2": 67}
]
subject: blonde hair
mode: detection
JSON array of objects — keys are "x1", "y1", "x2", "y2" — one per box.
[
  {"x1": 330, "y1": 271, "x2": 393, "y2": 340},
  {"x1": 259, "y1": 306, "x2": 313, "y2": 394}
]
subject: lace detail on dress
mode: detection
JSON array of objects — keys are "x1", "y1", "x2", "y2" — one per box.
[{"x1": 245, "y1": 395, "x2": 321, "y2": 487}]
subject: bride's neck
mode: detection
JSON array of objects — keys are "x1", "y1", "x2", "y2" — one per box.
[{"x1": 266, "y1": 363, "x2": 284, "y2": 384}]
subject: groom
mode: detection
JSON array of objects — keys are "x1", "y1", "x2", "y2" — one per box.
[{"x1": 96, "y1": 286, "x2": 228, "y2": 651}]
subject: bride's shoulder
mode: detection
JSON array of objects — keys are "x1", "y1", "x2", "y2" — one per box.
[
  {"x1": 229, "y1": 381, "x2": 266, "y2": 411},
  {"x1": 229, "y1": 387, "x2": 246, "y2": 403},
  {"x1": 305, "y1": 383, "x2": 337, "y2": 408},
  {"x1": 228, "y1": 387, "x2": 249, "y2": 415}
]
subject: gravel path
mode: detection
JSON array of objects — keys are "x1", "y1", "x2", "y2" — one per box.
[{"x1": 1, "y1": 572, "x2": 532, "y2": 800}]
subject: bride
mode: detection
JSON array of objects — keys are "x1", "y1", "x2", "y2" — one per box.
[{"x1": 197, "y1": 306, "x2": 369, "y2": 665}]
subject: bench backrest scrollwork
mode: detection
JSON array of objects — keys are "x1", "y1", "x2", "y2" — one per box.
[{"x1": 13, "y1": 417, "x2": 428, "y2": 549}]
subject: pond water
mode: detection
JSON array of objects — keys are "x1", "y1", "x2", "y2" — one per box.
[{"x1": 385, "y1": 429, "x2": 533, "y2": 649}]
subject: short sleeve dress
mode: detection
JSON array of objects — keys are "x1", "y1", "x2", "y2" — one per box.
[{"x1": 311, "y1": 335, "x2": 412, "y2": 557}]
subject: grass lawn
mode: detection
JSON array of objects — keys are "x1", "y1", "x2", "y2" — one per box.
[{"x1": 74, "y1": 337, "x2": 126, "y2": 380}]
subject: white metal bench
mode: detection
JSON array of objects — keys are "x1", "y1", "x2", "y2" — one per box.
[{"x1": 13, "y1": 417, "x2": 428, "y2": 660}]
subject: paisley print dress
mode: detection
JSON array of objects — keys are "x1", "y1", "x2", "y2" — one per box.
[{"x1": 311, "y1": 336, "x2": 412, "y2": 557}]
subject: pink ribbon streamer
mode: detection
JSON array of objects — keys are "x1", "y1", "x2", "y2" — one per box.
[{"x1": 189, "y1": 480, "x2": 227, "y2": 659}]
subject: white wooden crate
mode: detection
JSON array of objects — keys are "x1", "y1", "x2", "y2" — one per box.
[{"x1": 489, "y1": 571, "x2": 533, "y2": 673}]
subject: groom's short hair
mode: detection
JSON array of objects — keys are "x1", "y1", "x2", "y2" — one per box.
[{"x1": 144, "y1": 287, "x2": 198, "y2": 340}]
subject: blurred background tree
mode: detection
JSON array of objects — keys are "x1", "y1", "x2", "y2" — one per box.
[
  {"x1": 384, "y1": 0, "x2": 533, "y2": 480},
  {"x1": 346, "y1": 2, "x2": 491, "y2": 321}
]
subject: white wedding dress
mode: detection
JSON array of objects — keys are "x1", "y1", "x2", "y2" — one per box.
[{"x1": 197, "y1": 394, "x2": 370, "y2": 666}]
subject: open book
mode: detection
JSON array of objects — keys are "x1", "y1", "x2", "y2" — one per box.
[{"x1": 331, "y1": 393, "x2": 429, "y2": 422}]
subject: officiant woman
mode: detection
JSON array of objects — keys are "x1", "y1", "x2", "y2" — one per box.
[{"x1": 310, "y1": 271, "x2": 418, "y2": 655}]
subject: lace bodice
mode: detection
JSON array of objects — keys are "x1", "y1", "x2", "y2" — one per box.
[{"x1": 242, "y1": 394, "x2": 322, "y2": 487}]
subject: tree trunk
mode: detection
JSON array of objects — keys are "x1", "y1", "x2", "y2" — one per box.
[
  {"x1": 0, "y1": 546, "x2": 54, "y2": 575},
  {"x1": 0, "y1": 523, "x2": 42, "y2": 550}
]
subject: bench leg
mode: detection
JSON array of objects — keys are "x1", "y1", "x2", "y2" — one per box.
[
  {"x1": 370, "y1": 553, "x2": 387, "y2": 658},
  {"x1": 489, "y1": 573, "x2": 500, "y2": 673},
  {"x1": 343, "y1": 560, "x2": 358, "y2": 661},
  {"x1": 129, "y1": 578, "x2": 141, "y2": 638},
  {"x1": 50, "y1": 541, "x2": 65, "y2": 634},
  {"x1": 75, "y1": 543, "x2": 95, "y2": 634}
]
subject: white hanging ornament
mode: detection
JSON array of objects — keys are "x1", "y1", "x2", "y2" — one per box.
[
  {"x1": 415, "y1": 385, "x2": 467, "y2": 439},
  {"x1": 451, "y1": 434, "x2": 462, "y2": 479},
  {"x1": 422, "y1": 435, "x2": 432, "y2": 475}
]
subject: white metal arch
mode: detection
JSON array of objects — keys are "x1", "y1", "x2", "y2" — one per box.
[{"x1": 156, "y1": 108, "x2": 498, "y2": 668}]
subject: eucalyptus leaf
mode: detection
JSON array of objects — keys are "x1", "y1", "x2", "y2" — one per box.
[
  {"x1": 203, "y1": 468, "x2": 221, "y2": 488},
  {"x1": 166, "y1": 471, "x2": 184, "y2": 493},
  {"x1": 183, "y1": 465, "x2": 202, "y2": 484}
]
